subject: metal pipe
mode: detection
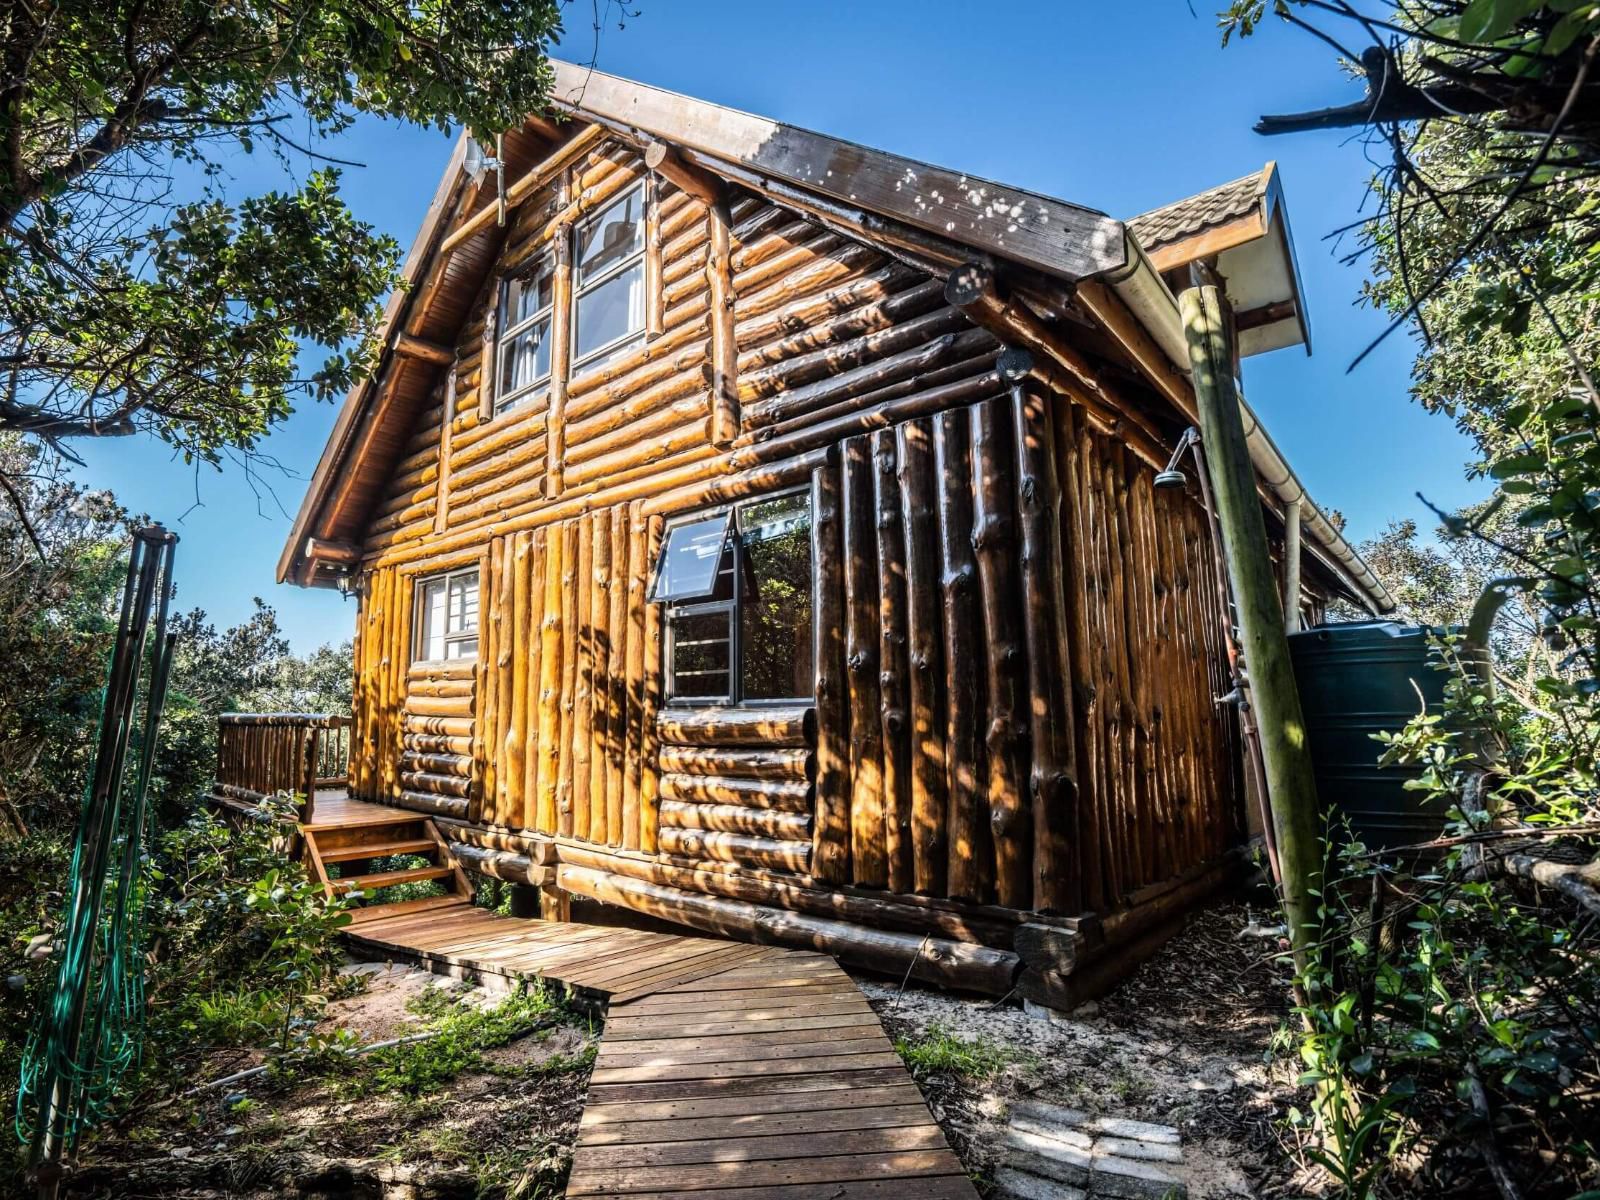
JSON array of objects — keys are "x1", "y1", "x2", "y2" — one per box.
[{"x1": 1284, "y1": 498, "x2": 1303, "y2": 633}]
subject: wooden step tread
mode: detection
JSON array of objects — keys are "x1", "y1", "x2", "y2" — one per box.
[
  {"x1": 346, "y1": 894, "x2": 472, "y2": 926},
  {"x1": 302, "y1": 811, "x2": 423, "y2": 832},
  {"x1": 318, "y1": 837, "x2": 438, "y2": 864},
  {"x1": 333, "y1": 865, "x2": 452, "y2": 894}
]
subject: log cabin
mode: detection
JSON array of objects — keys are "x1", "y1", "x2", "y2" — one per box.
[{"x1": 260, "y1": 62, "x2": 1394, "y2": 1006}]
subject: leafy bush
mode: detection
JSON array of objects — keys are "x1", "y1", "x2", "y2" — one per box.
[
  {"x1": 2, "y1": 799, "x2": 352, "y2": 1183},
  {"x1": 1286, "y1": 646, "x2": 1599, "y2": 1197}
]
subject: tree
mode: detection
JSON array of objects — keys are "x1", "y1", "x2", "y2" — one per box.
[
  {"x1": 1224, "y1": 6, "x2": 1600, "y2": 1196},
  {"x1": 0, "y1": 0, "x2": 563, "y2": 483}
]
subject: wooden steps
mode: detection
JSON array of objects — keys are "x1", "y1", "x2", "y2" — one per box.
[
  {"x1": 319, "y1": 836, "x2": 438, "y2": 863},
  {"x1": 298, "y1": 795, "x2": 473, "y2": 924}
]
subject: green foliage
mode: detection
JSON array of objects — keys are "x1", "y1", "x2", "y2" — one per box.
[
  {"x1": 2, "y1": 800, "x2": 352, "y2": 1184},
  {"x1": 894, "y1": 1023, "x2": 1020, "y2": 1081},
  {"x1": 342, "y1": 980, "x2": 581, "y2": 1099},
  {"x1": 0, "y1": 0, "x2": 564, "y2": 466},
  {"x1": 1223, "y1": 5, "x2": 1600, "y2": 1193}
]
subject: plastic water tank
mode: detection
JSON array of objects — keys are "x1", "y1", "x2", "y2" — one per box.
[{"x1": 1288, "y1": 621, "x2": 1454, "y2": 850}]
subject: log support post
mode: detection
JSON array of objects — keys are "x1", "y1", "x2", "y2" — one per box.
[
  {"x1": 1180, "y1": 284, "x2": 1321, "y2": 972},
  {"x1": 706, "y1": 197, "x2": 739, "y2": 447}
]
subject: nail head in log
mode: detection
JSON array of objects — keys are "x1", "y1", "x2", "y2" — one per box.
[
  {"x1": 969, "y1": 395, "x2": 1031, "y2": 909},
  {"x1": 842, "y1": 435, "x2": 887, "y2": 888}
]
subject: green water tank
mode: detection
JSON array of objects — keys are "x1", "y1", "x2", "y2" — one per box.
[{"x1": 1288, "y1": 620, "x2": 1454, "y2": 850}]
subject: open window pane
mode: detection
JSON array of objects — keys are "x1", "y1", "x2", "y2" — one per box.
[
  {"x1": 575, "y1": 188, "x2": 644, "y2": 285},
  {"x1": 669, "y1": 609, "x2": 731, "y2": 700},
  {"x1": 651, "y1": 511, "x2": 733, "y2": 603},
  {"x1": 739, "y1": 494, "x2": 814, "y2": 701},
  {"x1": 573, "y1": 260, "x2": 644, "y2": 365}
]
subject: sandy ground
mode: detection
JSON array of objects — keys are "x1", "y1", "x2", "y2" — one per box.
[{"x1": 859, "y1": 901, "x2": 1310, "y2": 1198}]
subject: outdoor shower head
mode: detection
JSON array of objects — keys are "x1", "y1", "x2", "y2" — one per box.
[{"x1": 1154, "y1": 427, "x2": 1201, "y2": 490}]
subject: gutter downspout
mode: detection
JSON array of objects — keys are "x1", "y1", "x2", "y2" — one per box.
[{"x1": 1104, "y1": 234, "x2": 1395, "y2": 616}]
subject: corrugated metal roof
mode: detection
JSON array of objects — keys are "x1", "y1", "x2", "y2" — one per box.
[{"x1": 1128, "y1": 168, "x2": 1268, "y2": 250}]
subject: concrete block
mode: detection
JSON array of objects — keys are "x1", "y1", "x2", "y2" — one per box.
[
  {"x1": 1011, "y1": 1098, "x2": 1091, "y2": 1132},
  {"x1": 1007, "y1": 1127, "x2": 1095, "y2": 1169},
  {"x1": 1090, "y1": 1150, "x2": 1185, "y2": 1200},
  {"x1": 1097, "y1": 1135, "x2": 1183, "y2": 1164},
  {"x1": 1085, "y1": 1116, "x2": 1181, "y2": 1145},
  {"x1": 994, "y1": 1166, "x2": 1088, "y2": 1200},
  {"x1": 1006, "y1": 1146, "x2": 1091, "y2": 1188},
  {"x1": 1009, "y1": 1113, "x2": 1095, "y2": 1151}
]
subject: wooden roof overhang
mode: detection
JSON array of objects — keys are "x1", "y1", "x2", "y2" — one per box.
[
  {"x1": 278, "y1": 62, "x2": 1388, "y2": 614},
  {"x1": 1128, "y1": 163, "x2": 1312, "y2": 357}
]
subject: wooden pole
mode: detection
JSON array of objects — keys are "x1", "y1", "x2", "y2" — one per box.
[
  {"x1": 968, "y1": 395, "x2": 1031, "y2": 909},
  {"x1": 896, "y1": 419, "x2": 947, "y2": 896},
  {"x1": 1180, "y1": 284, "x2": 1321, "y2": 970},
  {"x1": 872, "y1": 427, "x2": 913, "y2": 895},
  {"x1": 810, "y1": 450, "x2": 851, "y2": 883},
  {"x1": 842, "y1": 435, "x2": 887, "y2": 887}
]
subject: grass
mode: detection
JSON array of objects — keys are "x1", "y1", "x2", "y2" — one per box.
[
  {"x1": 340, "y1": 978, "x2": 581, "y2": 1099},
  {"x1": 894, "y1": 1022, "x2": 1022, "y2": 1081}
]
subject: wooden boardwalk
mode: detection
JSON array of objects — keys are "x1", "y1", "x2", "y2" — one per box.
[{"x1": 347, "y1": 906, "x2": 978, "y2": 1198}]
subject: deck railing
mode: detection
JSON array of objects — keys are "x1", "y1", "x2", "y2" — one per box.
[{"x1": 213, "y1": 713, "x2": 352, "y2": 824}]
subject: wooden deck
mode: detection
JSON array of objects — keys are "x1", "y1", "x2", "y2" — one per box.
[{"x1": 346, "y1": 904, "x2": 978, "y2": 1198}]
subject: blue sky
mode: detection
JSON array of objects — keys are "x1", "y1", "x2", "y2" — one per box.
[{"x1": 71, "y1": 2, "x2": 1481, "y2": 653}]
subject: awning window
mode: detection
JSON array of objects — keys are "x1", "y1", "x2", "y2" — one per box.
[{"x1": 649, "y1": 510, "x2": 733, "y2": 603}]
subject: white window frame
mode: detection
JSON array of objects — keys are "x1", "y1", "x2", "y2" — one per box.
[
  {"x1": 570, "y1": 184, "x2": 647, "y2": 374},
  {"x1": 413, "y1": 567, "x2": 480, "y2": 663},
  {"x1": 494, "y1": 258, "x2": 555, "y2": 415}
]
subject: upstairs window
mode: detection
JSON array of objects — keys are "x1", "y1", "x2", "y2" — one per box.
[
  {"x1": 495, "y1": 258, "x2": 555, "y2": 414},
  {"x1": 572, "y1": 185, "x2": 646, "y2": 372},
  {"x1": 415, "y1": 567, "x2": 479, "y2": 662},
  {"x1": 653, "y1": 492, "x2": 814, "y2": 704}
]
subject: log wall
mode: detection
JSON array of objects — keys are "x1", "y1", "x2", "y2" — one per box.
[{"x1": 345, "y1": 133, "x2": 1250, "y2": 935}]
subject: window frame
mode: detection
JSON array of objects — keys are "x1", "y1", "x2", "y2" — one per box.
[
  {"x1": 570, "y1": 183, "x2": 647, "y2": 375},
  {"x1": 493, "y1": 256, "x2": 556, "y2": 416},
  {"x1": 659, "y1": 488, "x2": 815, "y2": 708},
  {"x1": 412, "y1": 566, "x2": 481, "y2": 664}
]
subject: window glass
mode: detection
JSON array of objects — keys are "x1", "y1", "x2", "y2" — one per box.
[
  {"x1": 575, "y1": 189, "x2": 645, "y2": 284},
  {"x1": 415, "y1": 569, "x2": 478, "y2": 661},
  {"x1": 739, "y1": 495, "x2": 814, "y2": 701},
  {"x1": 496, "y1": 262, "x2": 554, "y2": 412},
  {"x1": 417, "y1": 577, "x2": 447, "y2": 662},
  {"x1": 573, "y1": 260, "x2": 644, "y2": 365},
  {"x1": 669, "y1": 609, "x2": 731, "y2": 700},
  {"x1": 572, "y1": 185, "x2": 646, "y2": 370},
  {"x1": 651, "y1": 511, "x2": 733, "y2": 603}
]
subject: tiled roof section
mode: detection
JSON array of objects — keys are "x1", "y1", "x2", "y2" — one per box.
[{"x1": 1128, "y1": 168, "x2": 1268, "y2": 251}]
